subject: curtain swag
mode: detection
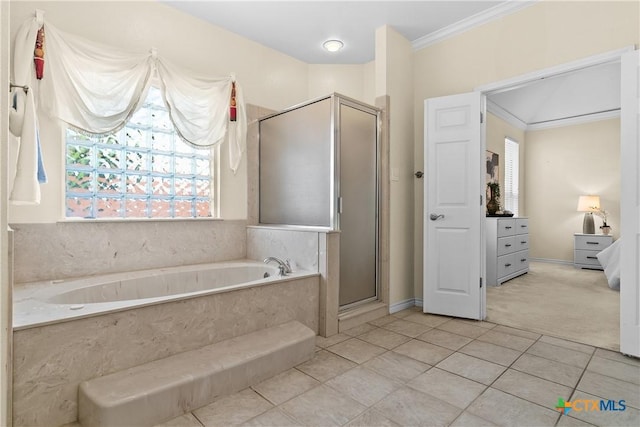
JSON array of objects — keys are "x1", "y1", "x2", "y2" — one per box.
[{"x1": 10, "y1": 11, "x2": 246, "y2": 204}]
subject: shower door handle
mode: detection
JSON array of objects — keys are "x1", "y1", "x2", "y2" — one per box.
[{"x1": 429, "y1": 213, "x2": 445, "y2": 221}]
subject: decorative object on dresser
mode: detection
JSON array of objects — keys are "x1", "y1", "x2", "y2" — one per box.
[
  {"x1": 486, "y1": 182, "x2": 500, "y2": 215},
  {"x1": 577, "y1": 195, "x2": 600, "y2": 234},
  {"x1": 574, "y1": 233, "x2": 613, "y2": 270},
  {"x1": 486, "y1": 217, "x2": 529, "y2": 286}
]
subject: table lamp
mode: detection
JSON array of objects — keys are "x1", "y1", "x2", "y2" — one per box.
[{"x1": 577, "y1": 195, "x2": 600, "y2": 234}]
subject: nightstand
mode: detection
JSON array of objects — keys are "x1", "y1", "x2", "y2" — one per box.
[{"x1": 574, "y1": 233, "x2": 613, "y2": 270}]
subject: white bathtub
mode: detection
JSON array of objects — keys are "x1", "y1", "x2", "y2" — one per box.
[{"x1": 13, "y1": 260, "x2": 315, "y2": 330}]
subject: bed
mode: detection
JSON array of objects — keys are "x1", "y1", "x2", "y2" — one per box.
[{"x1": 597, "y1": 238, "x2": 621, "y2": 290}]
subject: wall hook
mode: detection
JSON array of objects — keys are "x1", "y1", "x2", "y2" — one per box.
[{"x1": 415, "y1": 171, "x2": 424, "y2": 178}]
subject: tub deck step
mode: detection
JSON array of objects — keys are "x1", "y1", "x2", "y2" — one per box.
[{"x1": 78, "y1": 321, "x2": 315, "y2": 427}]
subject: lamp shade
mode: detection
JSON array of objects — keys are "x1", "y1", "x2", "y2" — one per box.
[{"x1": 577, "y1": 195, "x2": 600, "y2": 212}]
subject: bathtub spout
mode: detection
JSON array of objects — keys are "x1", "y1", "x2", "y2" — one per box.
[{"x1": 263, "y1": 257, "x2": 292, "y2": 276}]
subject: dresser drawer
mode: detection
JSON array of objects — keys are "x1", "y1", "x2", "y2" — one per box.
[
  {"x1": 497, "y1": 254, "x2": 515, "y2": 278},
  {"x1": 575, "y1": 235, "x2": 612, "y2": 251},
  {"x1": 497, "y1": 219, "x2": 516, "y2": 237},
  {"x1": 515, "y1": 234, "x2": 529, "y2": 251},
  {"x1": 575, "y1": 249, "x2": 601, "y2": 266},
  {"x1": 497, "y1": 236, "x2": 517, "y2": 256},
  {"x1": 513, "y1": 250, "x2": 529, "y2": 271},
  {"x1": 515, "y1": 218, "x2": 529, "y2": 235}
]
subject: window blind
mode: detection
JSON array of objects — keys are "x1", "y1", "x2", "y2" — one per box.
[{"x1": 504, "y1": 137, "x2": 519, "y2": 216}]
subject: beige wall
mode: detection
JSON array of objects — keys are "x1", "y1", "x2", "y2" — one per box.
[
  {"x1": 376, "y1": 26, "x2": 415, "y2": 307},
  {"x1": 413, "y1": 0, "x2": 639, "y2": 301},
  {"x1": 486, "y1": 113, "x2": 527, "y2": 216},
  {"x1": 526, "y1": 118, "x2": 620, "y2": 262},
  {"x1": 307, "y1": 64, "x2": 367, "y2": 102}
]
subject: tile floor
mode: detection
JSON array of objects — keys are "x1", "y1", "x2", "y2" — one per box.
[{"x1": 156, "y1": 307, "x2": 640, "y2": 427}]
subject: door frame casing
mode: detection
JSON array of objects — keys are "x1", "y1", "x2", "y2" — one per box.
[{"x1": 474, "y1": 45, "x2": 637, "y2": 356}]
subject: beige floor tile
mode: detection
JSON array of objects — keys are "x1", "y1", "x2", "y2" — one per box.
[
  {"x1": 512, "y1": 353, "x2": 584, "y2": 387},
  {"x1": 154, "y1": 414, "x2": 203, "y2": 427},
  {"x1": 392, "y1": 307, "x2": 421, "y2": 318},
  {"x1": 449, "y1": 412, "x2": 497, "y2": 426},
  {"x1": 587, "y1": 356, "x2": 640, "y2": 385},
  {"x1": 492, "y1": 369, "x2": 573, "y2": 408},
  {"x1": 476, "y1": 329, "x2": 536, "y2": 352},
  {"x1": 343, "y1": 322, "x2": 377, "y2": 337},
  {"x1": 436, "y1": 320, "x2": 489, "y2": 339},
  {"x1": 251, "y1": 368, "x2": 319, "y2": 405},
  {"x1": 459, "y1": 340, "x2": 522, "y2": 366},
  {"x1": 279, "y1": 385, "x2": 366, "y2": 426},
  {"x1": 327, "y1": 338, "x2": 387, "y2": 364},
  {"x1": 436, "y1": 353, "x2": 506, "y2": 385},
  {"x1": 555, "y1": 415, "x2": 596, "y2": 426},
  {"x1": 326, "y1": 366, "x2": 401, "y2": 406},
  {"x1": 315, "y1": 333, "x2": 350, "y2": 348},
  {"x1": 403, "y1": 312, "x2": 451, "y2": 327},
  {"x1": 345, "y1": 409, "x2": 400, "y2": 426},
  {"x1": 466, "y1": 388, "x2": 559, "y2": 426},
  {"x1": 594, "y1": 348, "x2": 640, "y2": 367},
  {"x1": 526, "y1": 340, "x2": 592, "y2": 368},
  {"x1": 567, "y1": 390, "x2": 640, "y2": 427},
  {"x1": 577, "y1": 370, "x2": 640, "y2": 409},
  {"x1": 368, "y1": 315, "x2": 397, "y2": 327},
  {"x1": 490, "y1": 324, "x2": 541, "y2": 340},
  {"x1": 374, "y1": 386, "x2": 462, "y2": 426},
  {"x1": 295, "y1": 349, "x2": 356, "y2": 382},
  {"x1": 363, "y1": 350, "x2": 431, "y2": 383},
  {"x1": 357, "y1": 327, "x2": 411, "y2": 350},
  {"x1": 539, "y1": 335, "x2": 595, "y2": 355},
  {"x1": 393, "y1": 339, "x2": 453, "y2": 365},
  {"x1": 241, "y1": 408, "x2": 301, "y2": 426},
  {"x1": 453, "y1": 318, "x2": 496, "y2": 330},
  {"x1": 382, "y1": 319, "x2": 432, "y2": 338},
  {"x1": 417, "y1": 329, "x2": 473, "y2": 351},
  {"x1": 193, "y1": 389, "x2": 273, "y2": 427},
  {"x1": 407, "y1": 367, "x2": 487, "y2": 410}
]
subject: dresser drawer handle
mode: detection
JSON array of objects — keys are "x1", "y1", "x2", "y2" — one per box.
[
  {"x1": 505, "y1": 244, "x2": 512, "y2": 247},
  {"x1": 521, "y1": 258, "x2": 527, "y2": 262},
  {"x1": 520, "y1": 225, "x2": 527, "y2": 228},
  {"x1": 505, "y1": 226, "x2": 512, "y2": 229},
  {"x1": 586, "y1": 242, "x2": 600, "y2": 245},
  {"x1": 587, "y1": 256, "x2": 598, "y2": 260},
  {"x1": 521, "y1": 241, "x2": 527, "y2": 244},
  {"x1": 505, "y1": 263, "x2": 512, "y2": 267}
]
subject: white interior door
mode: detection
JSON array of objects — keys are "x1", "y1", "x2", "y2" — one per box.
[
  {"x1": 423, "y1": 92, "x2": 484, "y2": 319},
  {"x1": 620, "y1": 49, "x2": 640, "y2": 357}
]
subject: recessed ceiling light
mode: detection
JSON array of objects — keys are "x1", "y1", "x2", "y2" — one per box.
[{"x1": 322, "y1": 39, "x2": 344, "y2": 52}]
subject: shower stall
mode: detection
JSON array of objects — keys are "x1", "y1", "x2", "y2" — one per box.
[{"x1": 259, "y1": 94, "x2": 381, "y2": 309}]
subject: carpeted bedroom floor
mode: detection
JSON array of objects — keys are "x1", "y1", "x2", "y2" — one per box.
[{"x1": 486, "y1": 261, "x2": 620, "y2": 351}]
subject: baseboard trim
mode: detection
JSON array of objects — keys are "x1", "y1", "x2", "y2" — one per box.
[
  {"x1": 530, "y1": 258, "x2": 573, "y2": 266},
  {"x1": 389, "y1": 299, "x2": 417, "y2": 314},
  {"x1": 415, "y1": 298, "x2": 423, "y2": 308}
]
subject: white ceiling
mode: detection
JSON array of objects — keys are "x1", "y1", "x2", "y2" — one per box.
[
  {"x1": 164, "y1": 0, "x2": 621, "y2": 127},
  {"x1": 164, "y1": 0, "x2": 507, "y2": 64}
]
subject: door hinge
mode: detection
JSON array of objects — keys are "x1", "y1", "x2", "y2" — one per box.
[
  {"x1": 480, "y1": 112, "x2": 484, "y2": 123},
  {"x1": 480, "y1": 277, "x2": 483, "y2": 288},
  {"x1": 480, "y1": 195, "x2": 483, "y2": 205}
]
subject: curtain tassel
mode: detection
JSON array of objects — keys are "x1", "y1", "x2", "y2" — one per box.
[
  {"x1": 34, "y1": 25, "x2": 45, "y2": 79},
  {"x1": 229, "y1": 81, "x2": 237, "y2": 122}
]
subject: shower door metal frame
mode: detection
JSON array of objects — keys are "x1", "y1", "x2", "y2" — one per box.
[{"x1": 333, "y1": 95, "x2": 382, "y2": 311}]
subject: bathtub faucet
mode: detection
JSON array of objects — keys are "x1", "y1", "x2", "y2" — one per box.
[{"x1": 263, "y1": 257, "x2": 292, "y2": 276}]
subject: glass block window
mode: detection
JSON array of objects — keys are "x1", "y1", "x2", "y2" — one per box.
[{"x1": 65, "y1": 87, "x2": 214, "y2": 219}]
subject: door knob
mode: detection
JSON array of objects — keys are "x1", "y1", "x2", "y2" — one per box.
[{"x1": 430, "y1": 213, "x2": 445, "y2": 221}]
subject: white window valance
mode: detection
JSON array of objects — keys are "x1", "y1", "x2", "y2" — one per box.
[{"x1": 10, "y1": 10, "x2": 246, "y2": 204}]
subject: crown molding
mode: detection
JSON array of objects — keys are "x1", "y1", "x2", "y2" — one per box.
[
  {"x1": 412, "y1": 1, "x2": 537, "y2": 51},
  {"x1": 487, "y1": 100, "x2": 527, "y2": 131},
  {"x1": 526, "y1": 109, "x2": 620, "y2": 131}
]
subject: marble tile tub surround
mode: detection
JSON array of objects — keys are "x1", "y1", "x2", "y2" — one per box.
[
  {"x1": 11, "y1": 220, "x2": 247, "y2": 283},
  {"x1": 247, "y1": 226, "x2": 320, "y2": 272},
  {"x1": 158, "y1": 308, "x2": 640, "y2": 427},
  {"x1": 12, "y1": 276, "x2": 319, "y2": 427}
]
